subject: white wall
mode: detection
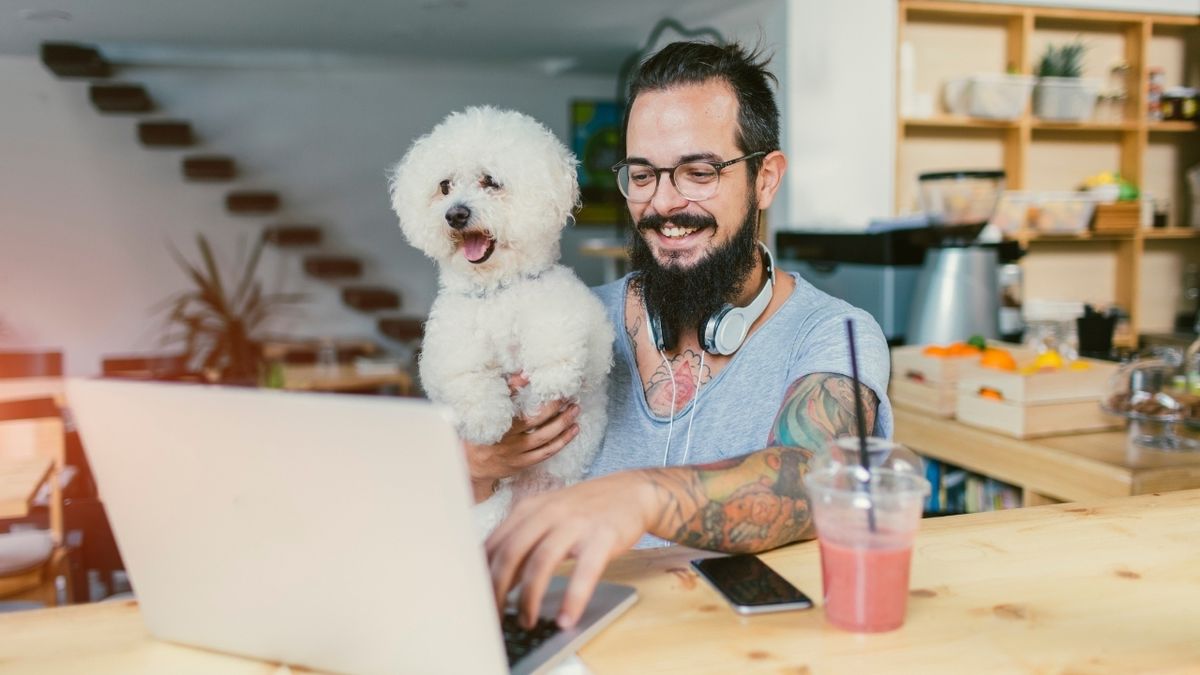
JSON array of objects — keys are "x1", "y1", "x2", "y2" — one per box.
[
  {"x1": 782, "y1": 0, "x2": 898, "y2": 230},
  {"x1": 0, "y1": 54, "x2": 615, "y2": 374}
]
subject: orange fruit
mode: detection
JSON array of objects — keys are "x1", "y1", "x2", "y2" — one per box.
[
  {"x1": 922, "y1": 345, "x2": 950, "y2": 357},
  {"x1": 978, "y1": 387, "x2": 1004, "y2": 400},
  {"x1": 946, "y1": 342, "x2": 983, "y2": 357},
  {"x1": 979, "y1": 348, "x2": 1018, "y2": 372}
]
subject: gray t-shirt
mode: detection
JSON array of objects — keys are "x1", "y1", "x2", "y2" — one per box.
[{"x1": 586, "y1": 272, "x2": 892, "y2": 547}]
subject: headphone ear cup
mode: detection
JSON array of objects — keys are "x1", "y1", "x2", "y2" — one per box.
[{"x1": 702, "y1": 305, "x2": 734, "y2": 354}]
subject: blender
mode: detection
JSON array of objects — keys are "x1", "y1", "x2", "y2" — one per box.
[{"x1": 905, "y1": 170, "x2": 1008, "y2": 345}]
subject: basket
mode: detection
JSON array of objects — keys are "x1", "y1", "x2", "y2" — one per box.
[{"x1": 1033, "y1": 77, "x2": 1101, "y2": 121}]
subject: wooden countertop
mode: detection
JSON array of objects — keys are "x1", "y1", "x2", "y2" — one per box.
[
  {"x1": 894, "y1": 406, "x2": 1200, "y2": 502},
  {"x1": 2, "y1": 490, "x2": 1198, "y2": 673}
]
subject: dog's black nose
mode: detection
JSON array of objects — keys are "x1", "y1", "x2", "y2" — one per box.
[{"x1": 445, "y1": 205, "x2": 471, "y2": 229}]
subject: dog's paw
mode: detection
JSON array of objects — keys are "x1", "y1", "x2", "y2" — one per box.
[{"x1": 457, "y1": 400, "x2": 517, "y2": 445}]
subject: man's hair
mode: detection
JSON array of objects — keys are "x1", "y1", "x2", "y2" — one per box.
[{"x1": 623, "y1": 41, "x2": 780, "y2": 176}]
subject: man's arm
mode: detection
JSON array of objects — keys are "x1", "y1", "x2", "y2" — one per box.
[
  {"x1": 486, "y1": 372, "x2": 879, "y2": 629},
  {"x1": 642, "y1": 373, "x2": 877, "y2": 551}
]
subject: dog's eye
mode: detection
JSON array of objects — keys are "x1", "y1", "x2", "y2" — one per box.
[
  {"x1": 480, "y1": 175, "x2": 501, "y2": 190},
  {"x1": 439, "y1": 180, "x2": 451, "y2": 196}
]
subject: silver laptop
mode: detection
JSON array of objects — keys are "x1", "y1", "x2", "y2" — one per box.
[{"x1": 67, "y1": 378, "x2": 636, "y2": 675}]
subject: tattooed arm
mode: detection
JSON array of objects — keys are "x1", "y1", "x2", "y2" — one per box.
[
  {"x1": 642, "y1": 373, "x2": 877, "y2": 551},
  {"x1": 486, "y1": 372, "x2": 878, "y2": 628}
]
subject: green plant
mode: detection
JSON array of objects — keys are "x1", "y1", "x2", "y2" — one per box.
[
  {"x1": 1037, "y1": 40, "x2": 1087, "y2": 78},
  {"x1": 157, "y1": 233, "x2": 303, "y2": 383}
]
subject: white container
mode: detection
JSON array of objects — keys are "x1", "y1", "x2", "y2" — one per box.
[
  {"x1": 945, "y1": 74, "x2": 1035, "y2": 120},
  {"x1": 1033, "y1": 77, "x2": 1101, "y2": 121},
  {"x1": 989, "y1": 190, "x2": 1036, "y2": 235},
  {"x1": 1030, "y1": 191, "x2": 1100, "y2": 234}
]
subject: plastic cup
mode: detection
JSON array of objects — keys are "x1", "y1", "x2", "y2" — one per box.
[{"x1": 804, "y1": 452, "x2": 930, "y2": 633}]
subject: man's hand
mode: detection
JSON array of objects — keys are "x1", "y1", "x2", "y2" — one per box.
[
  {"x1": 463, "y1": 373, "x2": 580, "y2": 503},
  {"x1": 484, "y1": 472, "x2": 658, "y2": 629}
]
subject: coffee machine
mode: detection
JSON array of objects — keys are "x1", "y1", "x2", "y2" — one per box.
[{"x1": 906, "y1": 170, "x2": 1018, "y2": 345}]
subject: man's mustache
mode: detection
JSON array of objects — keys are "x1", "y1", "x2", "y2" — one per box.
[{"x1": 637, "y1": 211, "x2": 718, "y2": 232}]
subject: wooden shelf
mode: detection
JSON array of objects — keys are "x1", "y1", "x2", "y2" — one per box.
[
  {"x1": 1147, "y1": 121, "x2": 1199, "y2": 133},
  {"x1": 899, "y1": 0, "x2": 1199, "y2": 346},
  {"x1": 903, "y1": 116, "x2": 1018, "y2": 129},
  {"x1": 1031, "y1": 120, "x2": 1138, "y2": 132},
  {"x1": 1143, "y1": 228, "x2": 1200, "y2": 239}
]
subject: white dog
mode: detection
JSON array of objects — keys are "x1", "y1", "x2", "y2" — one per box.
[{"x1": 388, "y1": 106, "x2": 613, "y2": 535}]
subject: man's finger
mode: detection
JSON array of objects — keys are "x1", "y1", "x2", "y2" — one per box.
[
  {"x1": 516, "y1": 525, "x2": 581, "y2": 628},
  {"x1": 506, "y1": 372, "x2": 530, "y2": 396},
  {"x1": 486, "y1": 504, "x2": 553, "y2": 612},
  {"x1": 556, "y1": 536, "x2": 613, "y2": 629},
  {"x1": 520, "y1": 406, "x2": 579, "y2": 453}
]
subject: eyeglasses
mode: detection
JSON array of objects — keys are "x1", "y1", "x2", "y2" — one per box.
[{"x1": 611, "y1": 152, "x2": 765, "y2": 203}]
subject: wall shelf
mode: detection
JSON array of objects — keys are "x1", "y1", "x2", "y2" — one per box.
[{"x1": 898, "y1": 0, "x2": 1200, "y2": 344}]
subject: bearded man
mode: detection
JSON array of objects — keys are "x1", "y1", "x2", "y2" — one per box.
[{"x1": 465, "y1": 40, "x2": 892, "y2": 630}]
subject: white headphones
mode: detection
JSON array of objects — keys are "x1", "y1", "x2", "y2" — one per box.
[{"x1": 646, "y1": 242, "x2": 776, "y2": 356}]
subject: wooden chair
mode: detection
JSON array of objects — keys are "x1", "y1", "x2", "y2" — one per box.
[{"x1": 0, "y1": 396, "x2": 71, "y2": 606}]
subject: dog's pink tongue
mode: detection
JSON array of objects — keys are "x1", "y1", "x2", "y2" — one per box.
[{"x1": 462, "y1": 232, "x2": 492, "y2": 262}]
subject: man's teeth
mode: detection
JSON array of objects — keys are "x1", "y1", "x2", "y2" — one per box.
[{"x1": 660, "y1": 225, "x2": 698, "y2": 239}]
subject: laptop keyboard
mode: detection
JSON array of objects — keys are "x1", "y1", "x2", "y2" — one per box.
[{"x1": 501, "y1": 611, "x2": 562, "y2": 666}]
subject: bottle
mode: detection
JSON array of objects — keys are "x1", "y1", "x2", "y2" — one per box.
[
  {"x1": 1148, "y1": 67, "x2": 1165, "y2": 121},
  {"x1": 316, "y1": 338, "x2": 339, "y2": 376}
]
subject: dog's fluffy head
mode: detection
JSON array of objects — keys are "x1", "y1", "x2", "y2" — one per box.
[{"x1": 388, "y1": 106, "x2": 579, "y2": 290}]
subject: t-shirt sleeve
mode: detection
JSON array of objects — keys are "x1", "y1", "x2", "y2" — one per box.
[{"x1": 785, "y1": 305, "x2": 894, "y2": 439}]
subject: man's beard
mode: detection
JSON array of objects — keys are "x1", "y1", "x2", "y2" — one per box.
[{"x1": 630, "y1": 198, "x2": 760, "y2": 351}]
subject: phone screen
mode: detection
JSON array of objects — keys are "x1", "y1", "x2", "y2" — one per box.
[{"x1": 691, "y1": 555, "x2": 814, "y2": 612}]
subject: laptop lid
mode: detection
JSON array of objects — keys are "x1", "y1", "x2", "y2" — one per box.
[{"x1": 68, "y1": 378, "x2": 508, "y2": 674}]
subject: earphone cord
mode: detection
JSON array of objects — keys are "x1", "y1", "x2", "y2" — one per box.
[
  {"x1": 681, "y1": 350, "x2": 704, "y2": 466},
  {"x1": 660, "y1": 349, "x2": 705, "y2": 468}
]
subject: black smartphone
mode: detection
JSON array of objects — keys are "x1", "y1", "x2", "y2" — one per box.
[{"x1": 691, "y1": 554, "x2": 814, "y2": 615}]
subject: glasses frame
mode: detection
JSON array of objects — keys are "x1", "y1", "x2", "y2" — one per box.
[{"x1": 611, "y1": 151, "x2": 766, "y2": 203}]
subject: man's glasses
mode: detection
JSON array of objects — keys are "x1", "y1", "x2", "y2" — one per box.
[{"x1": 611, "y1": 152, "x2": 765, "y2": 203}]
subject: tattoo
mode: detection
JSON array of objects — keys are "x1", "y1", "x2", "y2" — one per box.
[
  {"x1": 642, "y1": 373, "x2": 879, "y2": 552},
  {"x1": 768, "y1": 374, "x2": 877, "y2": 450},
  {"x1": 644, "y1": 349, "x2": 712, "y2": 417}
]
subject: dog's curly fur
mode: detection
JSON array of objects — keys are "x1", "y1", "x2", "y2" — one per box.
[{"x1": 388, "y1": 106, "x2": 613, "y2": 535}]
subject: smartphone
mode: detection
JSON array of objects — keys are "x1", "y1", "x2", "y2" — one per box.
[{"x1": 691, "y1": 554, "x2": 814, "y2": 615}]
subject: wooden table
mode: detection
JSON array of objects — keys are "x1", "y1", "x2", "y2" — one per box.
[
  {"x1": 2, "y1": 490, "x2": 1198, "y2": 673},
  {"x1": 894, "y1": 406, "x2": 1200, "y2": 505},
  {"x1": 0, "y1": 456, "x2": 52, "y2": 519},
  {"x1": 280, "y1": 364, "x2": 412, "y2": 395}
]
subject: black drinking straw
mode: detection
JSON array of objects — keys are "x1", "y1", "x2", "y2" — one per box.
[{"x1": 845, "y1": 319, "x2": 878, "y2": 533}]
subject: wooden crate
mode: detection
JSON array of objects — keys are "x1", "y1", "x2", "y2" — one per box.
[
  {"x1": 955, "y1": 393, "x2": 1122, "y2": 438},
  {"x1": 890, "y1": 375, "x2": 957, "y2": 418},
  {"x1": 890, "y1": 344, "x2": 978, "y2": 385},
  {"x1": 955, "y1": 355, "x2": 1122, "y2": 438},
  {"x1": 1092, "y1": 202, "x2": 1140, "y2": 233}
]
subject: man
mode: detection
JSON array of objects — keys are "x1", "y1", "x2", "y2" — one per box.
[{"x1": 468, "y1": 41, "x2": 892, "y2": 630}]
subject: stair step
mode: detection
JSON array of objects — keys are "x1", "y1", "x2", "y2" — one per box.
[
  {"x1": 89, "y1": 83, "x2": 152, "y2": 113},
  {"x1": 304, "y1": 256, "x2": 363, "y2": 279},
  {"x1": 226, "y1": 191, "x2": 280, "y2": 215},
  {"x1": 138, "y1": 121, "x2": 194, "y2": 147},
  {"x1": 263, "y1": 226, "x2": 322, "y2": 247},
  {"x1": 378, "y1": 317, "x2": 425, "y2": 342},
  {"x1": 41, "y1": 42, "x2": 111, "y2": 78},
  {"x1": 342, "y1": 287, "x2": 400, "y2": 312},
  {"x1": 182, "y1": 155, "x2": 236, "y2": 181}
]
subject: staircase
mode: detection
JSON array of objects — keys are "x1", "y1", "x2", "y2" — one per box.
[{"x1": 39, "y1": 42, "x2": 426, "y2": 364}]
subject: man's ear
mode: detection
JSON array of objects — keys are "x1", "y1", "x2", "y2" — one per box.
[{"x1": 754, "y1": 151, "x2": 787, "y2": 210}]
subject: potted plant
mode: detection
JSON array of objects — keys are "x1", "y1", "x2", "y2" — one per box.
[
  {"x1": 157, "y1": 233, "x2": 303, "y2": 385},
  {"x1": 1033, "y1": 40, "x2": 1099, "y2": 121}
]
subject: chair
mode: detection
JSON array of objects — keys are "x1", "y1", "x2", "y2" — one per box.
[{"x1": 0, "y1": 396, "x2": 71, "y2": 606}]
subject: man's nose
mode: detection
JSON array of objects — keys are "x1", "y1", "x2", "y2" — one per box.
[
  {"x1": 445, "y1": 205, "x2": 471, "y2": 229},
  {"x1": 648, "y1": 172, "x2": 689, "y2": 214}
]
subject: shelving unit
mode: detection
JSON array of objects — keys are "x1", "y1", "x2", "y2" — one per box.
[{"x1": 897, "y1": 0, "x2": 1200, "y2": 346}]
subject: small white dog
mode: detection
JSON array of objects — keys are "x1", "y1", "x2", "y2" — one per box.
[{"x1": 388, "y1": 106, "x2": 613, "y2": 535}]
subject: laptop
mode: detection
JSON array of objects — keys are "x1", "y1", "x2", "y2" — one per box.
[{"x1": 67, "y1": 378, "x2": 637, "y2": 675}]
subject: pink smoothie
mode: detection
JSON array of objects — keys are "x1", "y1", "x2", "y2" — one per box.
[{"x1": 819, "y1": 539, "x2": 913, "y2": 632}]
